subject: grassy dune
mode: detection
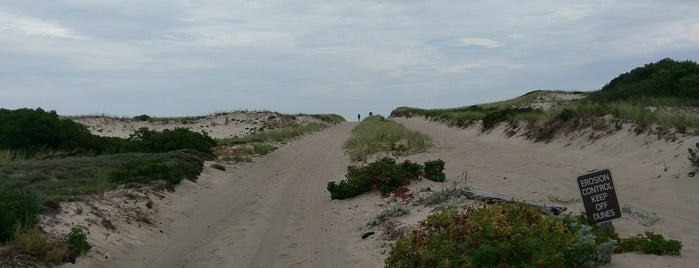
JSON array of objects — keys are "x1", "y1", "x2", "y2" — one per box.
[{"x1": 343, "y1": 115, "x2": 431, "y2": 161}]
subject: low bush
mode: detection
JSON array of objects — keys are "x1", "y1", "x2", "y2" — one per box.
[
  {"x1": 124, "y1": 127, "x2": 216, "y2": 157},
  {"x1": 68, "y1": 227, "x2": 90, "y2": 256},
  {"x1": 0, "y1": 185, "x2": 39, "y2": 243},
  {"x1": 327, "y1": 158, "x2": 443, "y2": 200},
  {"x1": 618, "y1": 231, "x2": 682, "y2": 255},
  {"x1": 423, "y1": 159, "x2": 446, "y2": 182},
  {"x1": 108, "y1": 152, "x2": 204, "y2": 190},
  {"x1": 386, "y1": 203, "x2": 615, "y2": 267}
]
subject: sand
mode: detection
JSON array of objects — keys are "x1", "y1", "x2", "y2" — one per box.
[{"x1": 52, "y1": 116, "x2": 698, "y2": 267}]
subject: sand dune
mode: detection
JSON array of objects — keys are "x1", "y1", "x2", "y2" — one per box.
[{"x1": 54, "y1": 116, "x2": 699, "y2": 267}]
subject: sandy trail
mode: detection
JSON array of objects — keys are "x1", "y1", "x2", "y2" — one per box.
[
  {"x1": 67, "y1": 116, "x2": 699, "y2": 268},
  {"x1": 80, "y1": 122, "x2": 361, "y2": 268}
]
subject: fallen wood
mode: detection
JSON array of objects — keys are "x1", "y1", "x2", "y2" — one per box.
[{"x1": 464, "y1": 190, "x2": 567, "y2": 215}]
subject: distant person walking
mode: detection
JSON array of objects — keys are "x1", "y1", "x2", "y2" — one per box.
[{"x1": 357, "y1": 113, "x2": 361, "y2": 121}]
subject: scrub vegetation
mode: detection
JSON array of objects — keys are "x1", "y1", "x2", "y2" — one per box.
[
  {"x1": 327, "y1": 157, "x2": 445, "y2": 200},
  {"x1": 0, "y1": 108, "x2": 343, "y2": 266},
  {"x1": 385, "y1": 203, "x2": 682, "y2": 267}
]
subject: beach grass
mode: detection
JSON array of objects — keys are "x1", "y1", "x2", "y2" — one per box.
[{"x1": 343, "y1": 115, "x2": 431, "y2": 161}]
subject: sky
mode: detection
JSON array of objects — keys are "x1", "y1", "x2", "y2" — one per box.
[{"x1": 1, "y1": 1, "x2": 698, "y2": 121}]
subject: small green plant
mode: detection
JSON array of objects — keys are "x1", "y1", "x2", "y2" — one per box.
[
  {"x1": 68, "y1": 227, "x2": 90, "y2": 256},
  {"x1": 423, "y1": 159, "x2": 446, "y2": 182},
  {"x1": 618, "y1": 231, "x2": 682, "y2": 255},
  {"x1": 327, "y1": 158, "x2": 442, "y2": 200}
]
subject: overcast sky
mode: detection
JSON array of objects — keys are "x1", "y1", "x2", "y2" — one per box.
[{"x1": 1, "y1": 1, "x2": 698, "y2": 120}]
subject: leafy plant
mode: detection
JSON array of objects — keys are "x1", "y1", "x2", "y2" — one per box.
[
  {"x1": 423, "y1": 159, "x2": 446, "y2": 182},
  {"x1": 68, "y1": 227, "x2": 90, "y2": 256}
]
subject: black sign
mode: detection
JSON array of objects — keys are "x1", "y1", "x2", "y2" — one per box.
[{"x1": 576, "y1": 169, "x2": 621, "y2": 223}]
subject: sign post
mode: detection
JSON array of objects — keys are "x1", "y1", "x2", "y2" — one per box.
[{"x1": 576, "y1": 169, "x2": 621, "y2": 223}]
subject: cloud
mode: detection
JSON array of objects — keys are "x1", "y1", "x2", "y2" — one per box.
[
  {"x1": 459, "y1": 38, "x2": 503, "y2": 48},
  {"x1": 0, "y1": 9, "x2": 80, "y2": 38}
]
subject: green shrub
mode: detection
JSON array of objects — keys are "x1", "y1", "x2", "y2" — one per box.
[
  {"x1": 0, "y1": 185, "x2": 40, "y2": 243},
  {"x1": 68, "y1": 227, "x2": 90, "y2": 256},
  {"x1": 0, "y1": 108, "x2": 99, "y2": 158},
  {"x1": 386, "y1": 203, "x2": 610, "y2": 267},
  {"x1": 618, "y1": 231, "x2": 682, "y2": 255},
  {"x1": 133, "y1": 114, "x2": 152, "y2": 121},
  {"x1": 328, "y1": 158, "x2": 446, "y2": 199},
  {"x1": 107, "y1": 151, "x2": 204, "y2": 190},
  {"x1": 423, "y1": 159, "x2": 446, "y2": 182},
  {"x1": 125, "y1": 127, "x2": 216, "y2": 157}
]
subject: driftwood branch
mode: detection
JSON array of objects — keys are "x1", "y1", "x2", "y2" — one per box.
[{"x1": 464, "y1": 190, "x2": 567, "y2": 215}]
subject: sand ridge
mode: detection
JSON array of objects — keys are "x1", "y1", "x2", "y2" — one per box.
[{"x1": 51, "y1": 116, "x2": 699, "y2": 267}]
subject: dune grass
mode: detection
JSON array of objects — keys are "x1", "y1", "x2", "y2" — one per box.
[
  {"x1": 343, "y1": 115, "x2": 430, "y2": 161},
  {"x1": 216, "y1": 121, "x2": 335, "y2": 163},
  {"x1": 218, "y1": 122, "x2": 329, "y2": 146}
]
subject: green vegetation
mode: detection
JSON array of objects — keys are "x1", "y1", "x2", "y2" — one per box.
[
  {"x1": 0, "y1": 150, "x2": 205, "y2": 206},
  {"x1": 423, "y1": 159, "x2": 446, "y2": 182},
  {"x1": 391, "y1": 58, "x2": 699, "y2": 136},
  {"x1": 0, "y1": 108, "x2": 99, "y2": 158},
  {"x1": 344, "y1": 115, "x2": 431, "y2": 161},
  {"x1": 618, "y1": 231, "x2": 682, "y2": 255},
  {"x1": 0, "y1": 185, "x2": 40, "y2": 243},
  {"x1": 326, "y1": 157, "x2": 445, "y2": 200},
  {"x1": 0, "y1": 108, "x2": 218, "y2": 159},
  {"x1": 107, "y1": 151, "x2": 204, "y2": 191},
  {"x1": 3, "y1": 225, "x2": 90, "y2": 265},
  {"x1": 592, "y1": 58, "x2": 699, "y2": 104},
  {"x1": 385, "y1": 203, "x2": 682, "y2": 267},
  {"x1": 68, "y1": 227, "x2": 90, "y2": 257}
]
